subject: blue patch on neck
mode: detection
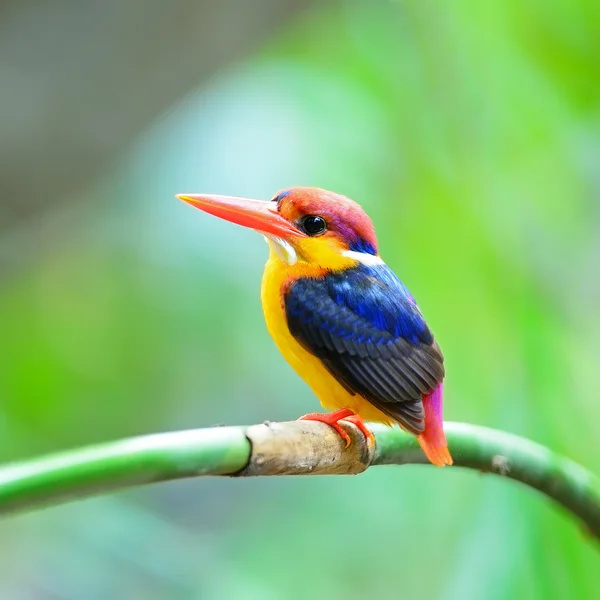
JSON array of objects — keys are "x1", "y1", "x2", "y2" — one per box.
[{"x1": 349, "y1": 237, "x2": 377, "y2": 255}]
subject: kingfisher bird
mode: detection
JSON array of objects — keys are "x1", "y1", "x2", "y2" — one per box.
[{"x1": 177, "y1": 187, "x2": 452, "y2": 466}]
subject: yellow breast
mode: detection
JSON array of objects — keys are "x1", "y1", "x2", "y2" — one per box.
[{"x1": 260, "y1": 247, "x2": 394, "y2": 425}]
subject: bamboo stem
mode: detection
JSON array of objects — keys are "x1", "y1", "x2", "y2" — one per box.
[{"x1": 0, "y1": 421, "x2": 598, "y2": 540}]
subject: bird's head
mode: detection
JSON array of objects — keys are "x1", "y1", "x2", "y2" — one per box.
[{"x1": 177, "y1": 187, "x2": 381, "y2": 269}]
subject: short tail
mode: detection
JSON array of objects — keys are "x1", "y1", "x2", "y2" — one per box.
[{"x1": 417, "y1": 383, "x2": 453, "y2": 467}]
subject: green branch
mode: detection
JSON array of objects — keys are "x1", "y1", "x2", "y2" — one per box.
[{"x1": 0, "y1": 421, "x2": 599, "y2": 540}]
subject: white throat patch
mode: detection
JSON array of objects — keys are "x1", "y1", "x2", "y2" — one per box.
[{"x1": 264, "y1": 236, "x2": 297, "y2": 265}]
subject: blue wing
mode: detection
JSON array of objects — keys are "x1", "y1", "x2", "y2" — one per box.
[{"x1": 284, "y1": 264, "x2": 444, "y2": 434}]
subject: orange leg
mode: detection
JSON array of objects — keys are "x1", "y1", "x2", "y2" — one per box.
[{"x1": 298, "y1": 409, "x2": 375, "y2": 448}]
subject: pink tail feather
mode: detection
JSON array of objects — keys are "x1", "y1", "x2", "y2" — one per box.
[{"x1": 417, "y1": 383, "x2": 453, "y2": 466}]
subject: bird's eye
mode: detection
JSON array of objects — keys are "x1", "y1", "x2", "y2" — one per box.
[{"x1": 299, "y1": 215, "x2": 327, "y2": 236}]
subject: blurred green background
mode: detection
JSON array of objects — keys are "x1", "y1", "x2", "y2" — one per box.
[{"x1": 1, "y1": 1, "x2": 599, "y2": 598}]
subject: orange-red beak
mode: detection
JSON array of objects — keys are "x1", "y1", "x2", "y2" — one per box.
[{"x1": 177, "y1": 193, "x2": 303, "y2": 239}]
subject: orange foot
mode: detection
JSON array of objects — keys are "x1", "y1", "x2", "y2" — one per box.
[{"x1": 298, "y1": 408, "x2": 375, "y2": 448}]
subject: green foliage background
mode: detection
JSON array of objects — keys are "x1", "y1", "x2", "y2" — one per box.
[{"x1": 1, "y1": 2, "x2": 599, "y2": 598}]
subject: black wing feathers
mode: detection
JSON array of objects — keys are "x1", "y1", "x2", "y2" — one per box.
[{"x1": 285, "y1": 265, "x2": 444, "y2": 434}]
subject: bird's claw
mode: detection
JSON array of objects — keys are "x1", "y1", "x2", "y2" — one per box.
[
  {"x1": 343, "y1": 415, "x2": 376, "y2": 447},
  {"x1": 298, "y1": 409, "x2": 374, "y2": 448}
]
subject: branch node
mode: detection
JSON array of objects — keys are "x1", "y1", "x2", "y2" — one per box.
[{"x1": 492, "y1": 455, "x2": 510, "y2": 475}]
